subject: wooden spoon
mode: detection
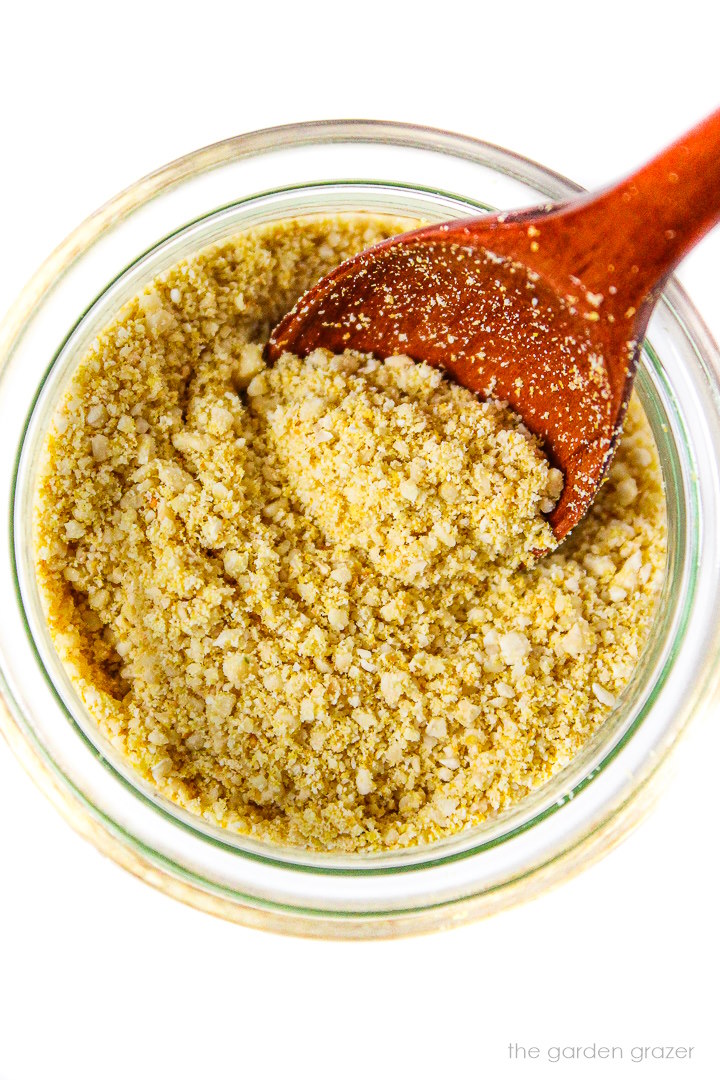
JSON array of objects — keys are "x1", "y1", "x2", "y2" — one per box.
[{"x1": 267, "y1": 109, "x2": 720, "y2": 543}]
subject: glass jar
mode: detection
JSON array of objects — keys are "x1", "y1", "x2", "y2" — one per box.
[{"x1": 1, "y1": 121, "x2": 719, "y2": 938}]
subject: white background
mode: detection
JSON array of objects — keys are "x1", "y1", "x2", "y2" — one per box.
[{"x1": 1, "y1": 3, "x2": 718, "y2": 1077}]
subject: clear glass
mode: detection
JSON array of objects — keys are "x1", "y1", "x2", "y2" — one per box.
[{"x1": 1, "y1": 121, "x2": 720, "y2": 937}]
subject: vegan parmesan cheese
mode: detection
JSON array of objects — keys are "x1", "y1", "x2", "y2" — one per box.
[{"x1": 34, "y1": 216, "x2": 667, "y2": 851}]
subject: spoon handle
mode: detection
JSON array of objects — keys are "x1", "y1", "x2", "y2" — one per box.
[{"x1": 541, "y1": 107, "x2": 720, "y2": 309}]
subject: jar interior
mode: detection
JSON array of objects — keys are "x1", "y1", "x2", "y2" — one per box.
[{"x1": 11, "y1": 182, "x2": 695, "y2": 872}]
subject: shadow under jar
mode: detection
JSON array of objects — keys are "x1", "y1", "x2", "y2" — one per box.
[{"x1": 1, "y1": 122, "x2": 719, "y2": 938}]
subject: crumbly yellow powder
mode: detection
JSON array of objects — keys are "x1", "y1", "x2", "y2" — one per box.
[
  {"x1": 34, "y1": 215, "x2": 667, "y2": 852},
  {"x1": 262, "y1": 348, "x2": 563, "y2": 583}
]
